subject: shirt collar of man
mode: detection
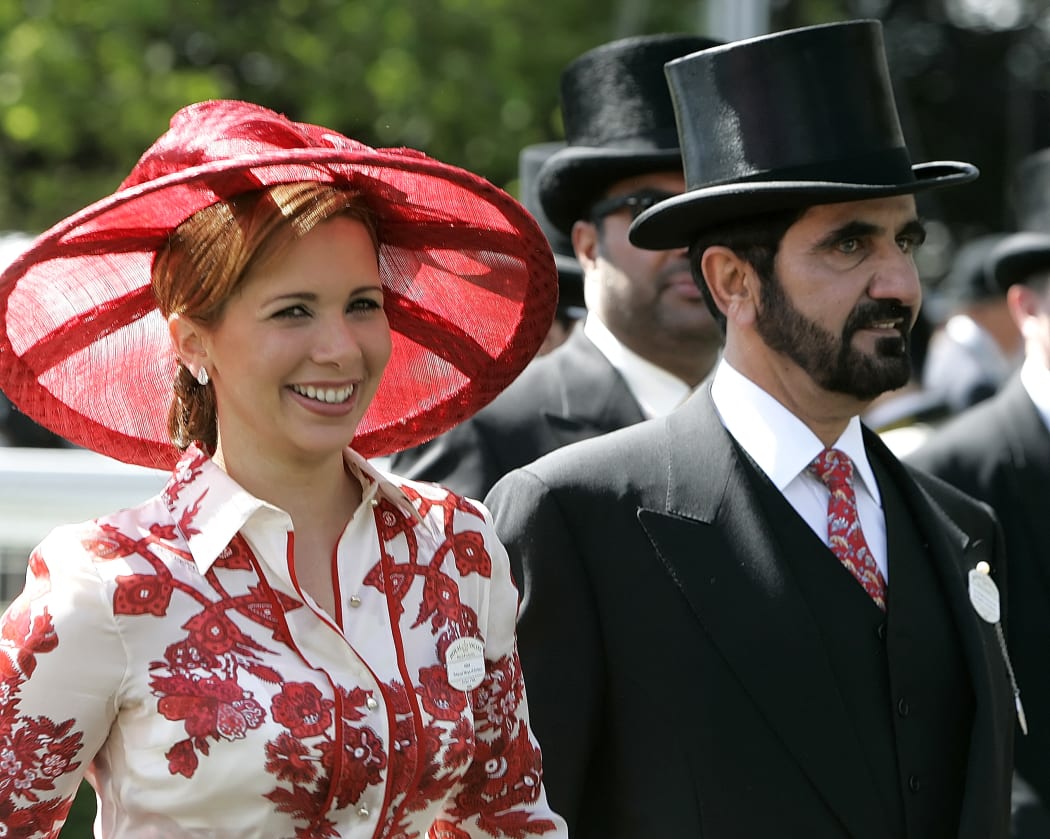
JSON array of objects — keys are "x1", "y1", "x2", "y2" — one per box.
[
  {"x1": 1020, "y1": 355, "x2": 1050, "y2": 433},
  {"x1": 710, "y1": 359, "x2": 881, "y2": 503},
  {"x1": 165, "y1": 444, "x2": 418, "y2": 575},
  {"x1": 583, "y1": 313, "x2": 693, "y2": 417}
]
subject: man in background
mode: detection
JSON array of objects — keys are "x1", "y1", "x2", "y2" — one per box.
[{"x1": 909, "y1": 230, "x2": 1050, "y2": 839}]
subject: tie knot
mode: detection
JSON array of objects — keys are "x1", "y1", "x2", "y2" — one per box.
[{"x1": 808, "y1": 448, "x2": 854, "y2": 491}]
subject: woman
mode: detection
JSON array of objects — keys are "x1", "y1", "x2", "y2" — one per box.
[{"x1": 0, "y1": 101, "x2": 566, "y2": 837}]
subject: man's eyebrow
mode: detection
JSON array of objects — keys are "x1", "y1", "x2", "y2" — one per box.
[{"x1": 898, "y1": 218, "x2": 927, "y2": 242}]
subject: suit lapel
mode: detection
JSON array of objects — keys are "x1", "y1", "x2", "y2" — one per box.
[
  {"x1": 997, "y1": 378, "x2": 1050, "y2": 592},
  {"x1": 541, "y1": 329, "x2": 646, "y2": 440},
  {"x1": 637, "y1": 388, "x2": 890, "y2": 839}
]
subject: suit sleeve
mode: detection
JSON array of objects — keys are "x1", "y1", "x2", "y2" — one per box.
[
  {"x1": 388, "y1": 420, "x2": 504, "y2": 502},
  {"x1": 485, "y1": 467, "x2": 605, "y2": 836}
]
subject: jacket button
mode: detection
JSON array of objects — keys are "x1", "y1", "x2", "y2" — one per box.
[
  {"x1": 876, "y1": 622, "x2": 887, "y2": 641},
  {"x1": 897, "y1": 697, "x2": 910, "y2": 717},
  {"x1": 908, "y1": 774, "x2": 921, "y2": 793}
]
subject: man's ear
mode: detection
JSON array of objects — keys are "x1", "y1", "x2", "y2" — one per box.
[
  {"x1": 572, "y1": 219, "x2": 600, "y2": 270},
  {"x1": 168, "y1": 313, "x2": 208, "y2": 373},
  {"x1": 700, "y1": 246, "x2": 758, "y2": 327}
]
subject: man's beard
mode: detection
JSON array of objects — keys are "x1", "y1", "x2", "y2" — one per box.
[{"x1": 754, "y1": 272, "x2": 914, "y2": 401}]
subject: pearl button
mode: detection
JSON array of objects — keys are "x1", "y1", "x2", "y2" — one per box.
[
  {"x1": 357, "y1": 804, "x2": 370, "y2": 817},
  {"x1": 369, "y1": 498, "x2": 379, "y2": 508},
  {"x1": 366, "y1": 696, "x2": 379, "y2": 711},
  {"x1": 349, "y1": 595, "x2": 362, "y2": 608}
]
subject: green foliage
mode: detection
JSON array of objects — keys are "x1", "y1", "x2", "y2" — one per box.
[{"x1": 0, "y1": 0, "x2": 734, "y2": 233}]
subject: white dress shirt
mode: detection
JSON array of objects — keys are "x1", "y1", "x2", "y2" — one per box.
[
  {"x1": 710, "y1": 360, "x2": 889, "y2": 582},
  {"x1": 1021, "y1": 355, "x2": 1050, "y2": 434},
  {"x1": 584, "y1": 314, "x2": 693, "y2": 418}
]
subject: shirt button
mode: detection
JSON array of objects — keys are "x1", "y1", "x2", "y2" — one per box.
[
  {"x1": 369, "y1": 498, "x2": 379, "y2": 508},
  {"x1": 897, "y1": 697, "x2": 910, "y2": 717},
  {"x1": 357, "y1": 804, "x2": 370, "y2": 817},
  {"x1": 908, "y1": 774, "x2": 921, "y2": 793},
  {"x1": 366, "y1": 696, "x2": 379, "y2": 711},
  {"x1": 349, "y1": 595, "x2": 362, "y2": 608}
]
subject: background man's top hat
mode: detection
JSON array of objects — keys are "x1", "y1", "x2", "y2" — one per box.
[
  {"x1": 630, "y1": 20, "x2": 977, "y2": 250},
  {"x1": 519, "y1": 142, "x2": 585, "y2": 320},
  {"x1": 537, "y1": 32, "x2": 722, "y2": 236},
  {"x1": 988, "y1": 232, "x2": 1050, "y2": 292}
]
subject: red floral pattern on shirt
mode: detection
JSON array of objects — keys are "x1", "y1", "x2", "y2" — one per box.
[{"x1": 0, "y1": 591, "x2": 84, "y2": 837}]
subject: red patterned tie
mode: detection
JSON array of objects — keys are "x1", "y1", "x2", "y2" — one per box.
[{"x1": 808, "y1": 448, "x2": 887, "y2": 610}]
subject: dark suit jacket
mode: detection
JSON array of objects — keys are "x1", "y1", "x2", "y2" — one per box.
[
  {"x1": 909, "y1": 374, "x2": 1050, "y2": 832},
  {"x1": 488, "y1": 385, "x2": 1014, "y2": 839},
  {"x1": 388, "y1": 327, "x2": 645, "y2": 499}
]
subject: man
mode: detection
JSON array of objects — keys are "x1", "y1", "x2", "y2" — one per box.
[
  {"x1": 909, "y1": 230, "x2": 1050, "y2": 838},
  {"x1": 387, "y1": 33, "x2": 723, "y2": 499},
  {"x1": 488, "y1": 21, "x2": 1015, "y2": 839}
]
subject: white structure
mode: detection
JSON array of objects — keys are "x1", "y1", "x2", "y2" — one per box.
[{"x1": 0, "y1": 448, "x2": 167, "y2": 608}]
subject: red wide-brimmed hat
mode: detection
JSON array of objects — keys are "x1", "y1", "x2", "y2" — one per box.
[{"x1": 0, "y1": 100, "x2": 557, "y2": 469}]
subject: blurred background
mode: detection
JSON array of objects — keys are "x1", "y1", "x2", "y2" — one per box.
[{"x1": 2, "y1": 0, "x2": 1050, "y2": 830}]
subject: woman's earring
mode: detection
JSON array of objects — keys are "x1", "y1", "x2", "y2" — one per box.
[{"x1": 196, "y1": 367, "x2": 210, "y2": 387}]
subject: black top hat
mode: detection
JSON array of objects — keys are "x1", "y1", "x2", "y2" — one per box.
[
  {"x1": 988, "y1": 232, "x2": 1050, "y2": 292},
  {"x1": 1011, "y1": 148, "x2": 1050, "y2": 232},
  {"x1": 630, "y1": 20, "x2": 978, "y2": 250},
  {"x1": 519, "y1": 142, "x2": 585, "y2": 319},
  {"x1": 537, "y1": 33, "x2": 723, "y2": 236}
]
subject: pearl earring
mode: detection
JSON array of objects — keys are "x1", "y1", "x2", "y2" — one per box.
[{"x1": 196, "y1": 367, "x2": 210, "y2": 386}]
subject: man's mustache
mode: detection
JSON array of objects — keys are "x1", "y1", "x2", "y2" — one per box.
[{"x1": 843, "y1": 301, "x2": 913, "y2": 336}]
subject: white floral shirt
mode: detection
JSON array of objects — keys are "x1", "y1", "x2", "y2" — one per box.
[{"x1": 0, "y1": 444, "x2": 567, "y2": 838}]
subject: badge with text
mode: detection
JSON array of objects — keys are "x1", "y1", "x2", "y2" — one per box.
[
  {"x1": 968, "y1": 562, "x2": 1001, "y2": 624},
  {"x1": 445, "y1": 636, "x2": 486, "y2": 691}
]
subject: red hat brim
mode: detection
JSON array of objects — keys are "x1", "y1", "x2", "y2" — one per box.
[{"x1": 0, "y1": 101, "x2": 557, "y2": 469}]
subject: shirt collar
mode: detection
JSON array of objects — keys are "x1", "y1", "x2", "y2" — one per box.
[
  {"x1": 1021, "y1": 355, "x2": 1050, "y2": 432},
  {"x1": 583, "y1": 313, "x2": 692, "y2": 418},
  {"x1": 162, "y1": 444, "x2": 420, "y2": 576},
  {"x1": 710, "y1": 360, "x2": 880, "y2": 502}
]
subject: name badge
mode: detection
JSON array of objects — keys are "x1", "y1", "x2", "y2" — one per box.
[
  {"x1": 968, "y1": 563, "x2": 1001, "y2": 624},
  {"x1": 445, "y1": 636, "x2": 485, "y2": 691}
]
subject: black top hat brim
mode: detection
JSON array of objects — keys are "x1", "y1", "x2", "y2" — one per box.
[
  {"x1": 629, "y1": 161, "x2": 977, "y2": 250},
  {"x1": 538, "y1": 147, "x2": 682, "y2": 235},
  {"x1": 989, "y1": 231, "x2": 1050, "y2": 293}
]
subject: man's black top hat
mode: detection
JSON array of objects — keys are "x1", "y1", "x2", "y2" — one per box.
[
  {"x1": 630, "y1": 20, "x2": 978, "y2": 250},
  {"x1": 537, "y1": 33, "x2": 722, "y2": 236},
  {"x1": 519, "y1": 142, "x2": 585, "y2": 319},
  {"x1": 1011, "y1": 147, "x2": 1050, "y2": 232},
  {"x1": 988, "y1": 232, "x2": 1050, "y2": 292}
]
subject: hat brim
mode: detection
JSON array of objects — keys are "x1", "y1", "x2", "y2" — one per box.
[
  {"x1": 988, "y1": 231, "x2": 1050, "y2": 292},
  {"x1": 538, "y1": 146, "x2": 682, "y2": 235},
  {"x1": 0, "y1": 147, "x2": 557, "y2": 469},
  {"x1": 629, "y1": 162, "x2": 978, "y2": 250}
]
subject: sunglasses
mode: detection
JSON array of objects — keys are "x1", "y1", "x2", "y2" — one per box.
[{"x1": 589, "y1": 189, "x2": 677, "y2": 222}]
